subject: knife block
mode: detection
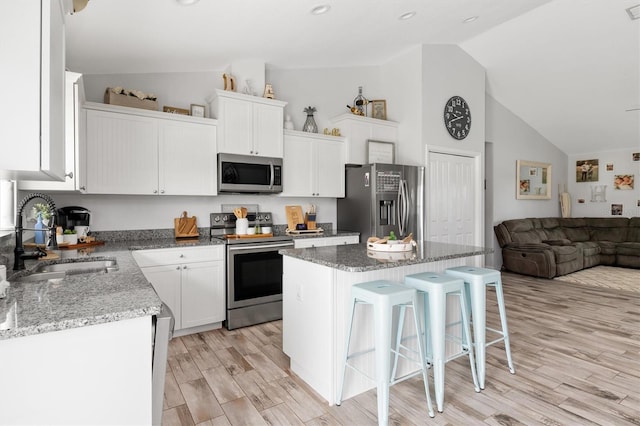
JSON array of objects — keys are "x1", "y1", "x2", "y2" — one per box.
[{"x1": 305, "y1": 213, "x2": 317, "y2": 230}]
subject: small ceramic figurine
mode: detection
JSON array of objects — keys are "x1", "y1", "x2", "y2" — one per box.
[
  {"x1": 263, "y1": 83, "x2": 275, "y2": 99},
  {"x1": 284, "y1": 114, "x2": 294, "y2": 130}
]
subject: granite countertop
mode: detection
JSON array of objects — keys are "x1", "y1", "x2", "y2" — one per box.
[
  {"x1": 0, "y1": 236, "x2": 225, "y2": 341},
  {"x1": 0, "y1": 228, "x2": 359, "y2": 341},
  {"x1": 280, "y1": 240, "x2": 493, "y2": 272}
]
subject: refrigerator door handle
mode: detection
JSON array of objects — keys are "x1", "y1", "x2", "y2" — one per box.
[{"x1": 398, "y1": 180, "x2": 408, "y2": 236}]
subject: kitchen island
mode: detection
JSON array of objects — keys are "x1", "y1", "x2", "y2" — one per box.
[{"x1": 280, "y1": 241, "x2": 492, "y2": 405}]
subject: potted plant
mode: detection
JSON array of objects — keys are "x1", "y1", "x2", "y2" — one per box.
[
  {"x1": 63, "y1": 229, "x2": 78, "y2": 245},
  {"x1": 32, "y1": 203, "x2": 52, "y2": 225}
]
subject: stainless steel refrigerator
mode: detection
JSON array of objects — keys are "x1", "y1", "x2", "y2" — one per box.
[{"x1": 337, "y1": 163, "x2": 425, "y2": 243}]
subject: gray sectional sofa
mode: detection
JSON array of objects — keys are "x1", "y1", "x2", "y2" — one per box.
[{"x1": 494, "y1": 217, "x2": 640, "y2": 278}]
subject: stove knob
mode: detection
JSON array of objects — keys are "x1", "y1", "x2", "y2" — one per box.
[
  {"x1": 213, "y1": 216, "x2": 220, "y2": 222},
  {"x1": 264, "y1": 214, "x2": 270, "y2": 221},
  {"x1": 222, "y1": 215, "x2": 228, "y2": 222}
]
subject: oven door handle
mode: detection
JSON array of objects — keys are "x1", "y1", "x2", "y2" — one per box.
[{"x1": 228, "y1": 242, "x2": 294, "y2": 251}]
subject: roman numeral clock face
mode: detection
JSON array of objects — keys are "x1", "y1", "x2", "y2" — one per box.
[{"x1": 444, "y1": 96, "x2": 471, "y2": 140}]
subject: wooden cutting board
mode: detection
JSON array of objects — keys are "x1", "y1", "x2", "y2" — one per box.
[
  {"x1": 285, "y1": 205, "x2": 304, "y2": 230},
  {"x1": 174, "y1": 211, "x2": 199, "y2": 238}
]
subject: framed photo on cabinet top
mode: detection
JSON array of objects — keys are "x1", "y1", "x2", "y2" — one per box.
[
  {"x1": 370, "y1": 99, "x2": 387, "y2": 120},
  {"x1": 190, "y1": 104, "x2": 205, "y2": 117},
  {"x1": 367, "y1": 140, "x2": 395, "y2": 164}
]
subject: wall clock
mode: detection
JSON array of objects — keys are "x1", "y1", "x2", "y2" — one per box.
[{"x1": 444, "y1": 96, "x2": 471, "y2": 140}]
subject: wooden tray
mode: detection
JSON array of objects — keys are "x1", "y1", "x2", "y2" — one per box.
[
  {"x1": 285, "y1": 228, "x2": 324, "y2": 235},
  {"x1": 224, "y1": 233, "x2": 274, "y2": 239},
  {"x1": 25, "y1": 240, "x2": 105, "y2": 250},
  {"x1": 59, "y1": 241, "x2": 105, "y2": 250}
]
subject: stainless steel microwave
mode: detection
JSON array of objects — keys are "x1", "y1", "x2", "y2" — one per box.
[{"x1": 218, "y1": 153, "x2": 283, "y2": 193}]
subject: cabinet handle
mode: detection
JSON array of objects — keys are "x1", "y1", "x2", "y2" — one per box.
[
  {"x1": 250, "y1": 150, "x2": 254, "y2": 154},
  {"x1": 80, "y1": 186, "x2": 86, "y2": 191},
  {"x1": 160, "y1": 189, "x2": 165, "y2": 194},
  {"x1": 176, "y1": 266, "x2": 180, "y2": 270},
  {"x1": 180, "y1": 254, "x2": 185, "y2": 258},
  {"x1": 183, "y1": 266, "x2": 187, "y2": 270},
  {"x1": 153, "y1": 190, "x2": 158, "y2": 194},
  {"x1": 255, "y1": 151, "x2": 258, "y2": 155},
  {"x1": 65, "y1": 171, "x2": 74, "y2": 179}
]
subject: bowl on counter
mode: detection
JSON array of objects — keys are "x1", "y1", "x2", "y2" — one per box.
[{"x1": 262, "y1": 226, "x2": 272, "y2": 234}]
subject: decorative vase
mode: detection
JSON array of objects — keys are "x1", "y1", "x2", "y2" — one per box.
[
  {"x1": 302, "y1": 106, "x2": 318, "y2": 133},
  {"x1": 34, "y1": 213, "x2": 46, "y2": 245},
  {"x1": 353, "y1": 86, "x2": 368, "y2": 116}
]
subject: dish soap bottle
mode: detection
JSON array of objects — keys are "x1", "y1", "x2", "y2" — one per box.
[
  {"x1": 388, "y1": 231, "x2": 396, "y2": 241},
  {"x1": 255, "y1": 222, "x2": 261, "y2": 235},
  {"x1": 34, "y1": 212, "x2": 46, "y2": 245}
]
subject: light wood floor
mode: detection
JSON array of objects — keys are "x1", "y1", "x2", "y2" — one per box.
[{"x1": 162, "y1": 271, "x2": 640, "y2": 425}]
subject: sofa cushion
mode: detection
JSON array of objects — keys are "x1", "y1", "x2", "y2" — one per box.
[
  {"x1": 574, "y1": 241, "x2": 600, "y2": 257},
  {"x1": 559, "y1": 218, "x2": 590, "y2": 242},
  {"x1": 597, "y1": 241, "x2": 618, "y2": 255},
  {"x1": 628, "y1": 217, "x2": 640, "y2": 242},
  {"x1": 501, "y1": 219, "x2": 546, "y2": 244},
  {"x1": 550, "y1": 245, "x2": 578, "y2": 263},
  {"x1": 586, "y1": 217, "x2": 629, "y2": 242},
  {"x1": 617, "y1": 242, "x2": 640, "y2": 257},
  {"x1": 540, "y1": 218, "x2": 568, "y2": 240}
]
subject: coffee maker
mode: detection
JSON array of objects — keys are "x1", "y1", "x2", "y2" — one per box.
[{"x1": 57, "y1": 206, "x2": 90, "y2": 231}]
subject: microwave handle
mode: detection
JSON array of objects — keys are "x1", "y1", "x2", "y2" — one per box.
[{"x1": 269, "y1": 162, "x2": 275, "y2": 189}]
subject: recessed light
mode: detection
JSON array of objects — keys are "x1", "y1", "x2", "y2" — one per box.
[
  {"x1": 176, "y1": 0, "x2": 199, "y2": 5},
  {"x1": 463, "y1": 16, "x2": 478, "y2": 23},
  {"x1": 311, "y1": 5, "x2": 331, "y2": 15},
  {"x1": 399, "y1": 11, "x2": 416, "y2": 20}
]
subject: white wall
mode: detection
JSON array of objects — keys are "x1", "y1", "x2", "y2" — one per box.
[
  {"x1": 266, "y1": 66, "x2": 382, "y2": 133},
  {"x1": 486, "y1": 94, "x2": 568, "y2": 269},
  {"x1": 81, "y1": 72, "x2": 223, "y2": 119},
  {"x1": 46, "y1": 193, "x2": 336, "y2": 232},
  {"x1": 568, "y1": 149, "x2": 640, "y2": 218},
  {"x1": 422, "y1": 45, "x2": 486, "y2": 156},
  {"x1": 380, "y1": 46, "x2": 423, "y2": 165}
]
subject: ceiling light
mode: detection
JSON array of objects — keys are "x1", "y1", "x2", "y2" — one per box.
[
  {"x1": 398, "y1": 11, "x2": 416, "y2": 20},
  {"x1": 176, "y1": 0, "x2": 199, "y2": 5},
  {"x1": 311, "y1": 5, "x2": 331, "y2": 15},
  {"x1": 463, "y1": 16, "x2": 479, "y2": 23},
  {"x1": 626, "y1": 4, "x2": 640, "y2": 20}
]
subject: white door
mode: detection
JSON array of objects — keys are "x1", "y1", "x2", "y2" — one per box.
[{"x1": 427, "y1": 152, "x2": 479, "y2": 245}]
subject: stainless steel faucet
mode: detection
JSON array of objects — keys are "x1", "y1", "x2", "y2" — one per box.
[{"x1": 14, "y1": 193, "x2": 59, "y2": 270}]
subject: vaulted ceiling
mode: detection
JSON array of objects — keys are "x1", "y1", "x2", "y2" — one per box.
[{"x1": 65, "y1": 0, "x2": 640, "y2": 156}]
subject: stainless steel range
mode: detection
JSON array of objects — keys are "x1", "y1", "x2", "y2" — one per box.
[{"x1": 210, "y1": 207, "x2": 293, "y2": 330}]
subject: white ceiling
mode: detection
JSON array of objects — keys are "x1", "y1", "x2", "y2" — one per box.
[{"x1": 65, "y1": 0, "x2": 640, "y2": 156}]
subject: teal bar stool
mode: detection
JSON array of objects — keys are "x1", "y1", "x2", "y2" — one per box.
[
  {"x1": 403, "y1": 272, "x2": 480, "y2": 413},
  {"x1": 337, "y1": 280, "x2": 434, "y2": 426},
  {"x1": 444, "y1": 266, "x2": 515, "y2": 390}
]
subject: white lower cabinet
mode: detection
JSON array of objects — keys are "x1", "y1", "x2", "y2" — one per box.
[
  {"x1": 133, "y1": 246, "x2": 225, "y2": 333},
  {"x1": 293, "y1": 235, "x2": 359, "y2": 249},
  {"x1": 282, "y1": 130, "x2": 345, "y2": 197}
]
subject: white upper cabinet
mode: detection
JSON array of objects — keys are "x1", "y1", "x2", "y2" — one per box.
[
  {"x1": 19, "y1": 71, "x2": 86, "y2": 192},
  {"x1": 281, "y1": 130, "x2": 345, "y2": 198},
  {"x1": 84, "y1": 103, "x2": 217, "y2": 196},
  {"x1": 330, "y1": 114, "x2": 398, "y2": 165},
  {"x1": 213, "y1": 90, "x2": 287, "y2": 158},
  {"x1": 0, "y1": 0, "x2": 66, "y2": 181}
]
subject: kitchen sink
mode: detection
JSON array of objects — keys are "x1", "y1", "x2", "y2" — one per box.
[
  {"x1": 34, "y1": 260, "x2": 119, "y2": 275},
  {"x1": 14, "y1": 260, "x2": 119, "y2": 282}
]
